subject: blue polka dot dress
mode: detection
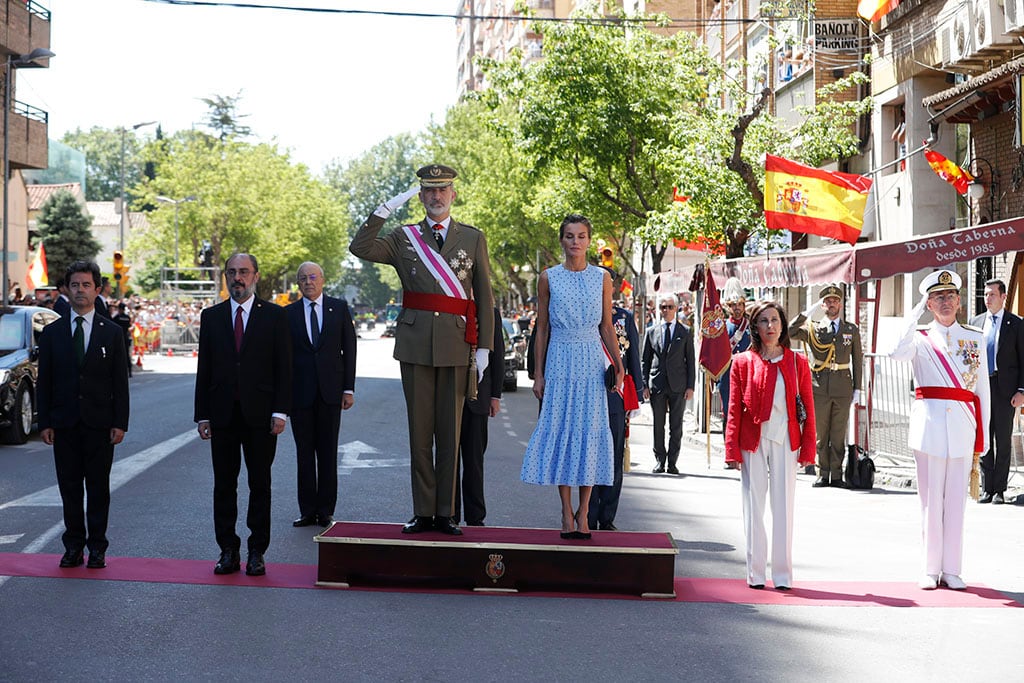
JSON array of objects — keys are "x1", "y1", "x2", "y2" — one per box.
[{"x1": 521, "y1": 265, "x2": 615, "y2": 487}]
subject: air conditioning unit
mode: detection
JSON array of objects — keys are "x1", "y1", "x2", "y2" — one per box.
[
  {"x1": 1005, "y1": 0, "x2": 1024, "y2": 33},
  {"x1": 973, "y1": 0, "x2": 1017, "y2": 48},
  {"x1": 941, "y1": 5, "x2": 976, "y2": 65}
]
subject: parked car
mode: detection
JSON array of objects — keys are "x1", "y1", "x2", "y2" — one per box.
[
  {"x1": 501, "y1": 324, "x2": 518, "y2": 392},
  {"x1": 0, "y1": 306, "x2": 60, "y2": 443},
  {"x1": 501, "y1": 317, "x2": 528, "y2": 370}
]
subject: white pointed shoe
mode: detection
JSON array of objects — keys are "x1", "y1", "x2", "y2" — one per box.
[
  {"x1": 918, "y1": 574, "x2": 939, "y2": 590},
  {"x1": 941, "y1": 574, "x2": 967, "y2": 590}
]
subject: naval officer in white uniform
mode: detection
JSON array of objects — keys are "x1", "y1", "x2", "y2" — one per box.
[{"x1": 890, "y1": 269, "x2": 989, "y2": 590}]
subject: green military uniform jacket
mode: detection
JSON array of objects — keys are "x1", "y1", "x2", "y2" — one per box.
[
  {"x1": 350, "y1": 214, "x2": 494, "y2": 365},
  {"x1": 789, "y1": 313, "x2": 863, "y2": 397}
]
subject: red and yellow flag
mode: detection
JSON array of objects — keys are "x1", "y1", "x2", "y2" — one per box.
[
  {"x1": 924, "y1": 148, "x2": 973, "y2": 195},
  {"x1": 619, "y1": 279, "x2": 633, "y2": 299},
  {"x1": 764, "y1": 154, "x2": 872, "y2": 246},
  {"x1": 25, "y1": 243, "x2": 48, "y2": 290},
  {"x1": 699, "y1": 266, "x2": 731, "y2": 382},
  {"x1": 857, "y1": 0, "x2": 901, "y2": 22}
]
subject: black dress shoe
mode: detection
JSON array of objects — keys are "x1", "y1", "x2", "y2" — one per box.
[
  {"x1": 812, "y1": 477, "x2": 829, "y2": 488},
  {"x1": 59, "y1": 549, "x2": 84, "y2": 568},
  {"x1": 466, "y1": 520, "x2": 485, "y2": 527},
  {"x1": 402, "y1": 516, "x2": 434, "y2": 534},
  {"x1": 570, "y1": 531, "x2": 592, "y2": 540},
  {"x1": 978, "y1": 492, "x2": 993, "y2": 504},
  {"x1": 213, "y1": 548, "x2": 241, "y2": 575},
  {"x1": 316, "y1": 515, "x2": 334, "y2": 527},
  {"x1": 667, "y1": 466, "x2": 680, "y2": 475},
  {"x1": 803, "y1": 465, "x2": 817, "y2": 476},
  {"x1": 86, "y1": 551, "x2": 106, "y2": 569},
  {"x1": 599, "y1": 522, "x2": 618, "y2": 531},
  {"x1": 830, "y1": 480, "x2": 848, "y2": 488},
  {"x1": 748, "y1": 583, "x2": 765, "y2": 590},
  {"x1": 245, "y1": 551, "x2": 266, "y2": 576},
  {"x1": 993, "y1": 492, "x2": 1005, "y2": 505},
  {"x1": 293, "y1": 515, "x2": 317, "y2": 527},
  {"x1": 434, "y1": 517, "x2": 463, "y2": 535},
  {"x1": 652, "y1": 465, "x2": 666, "y2": 474}
]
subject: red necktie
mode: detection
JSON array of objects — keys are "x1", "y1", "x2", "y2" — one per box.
[{"x1": 234, "y1": 306, "x2": 244, "y2": 352}]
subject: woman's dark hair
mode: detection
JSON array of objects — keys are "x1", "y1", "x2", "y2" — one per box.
[
  {"x1": 748, "y1": 300, "x2": 790, "y2": 353},
  {"x1": 559, "y1": 214, "x2": 592, "y2": 239}
]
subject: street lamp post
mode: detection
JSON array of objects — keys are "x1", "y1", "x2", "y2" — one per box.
[
  {"x1": 118, "y1": 121, "x2": 156, "y2": 254},
  {"x1": 156, "y1": 195, "x2": 197, "y2": 275},
  {"x1": 2, "y1": 48, "x2": 54, "y2": 302}
]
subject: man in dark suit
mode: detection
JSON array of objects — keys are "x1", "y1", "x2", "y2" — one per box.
[
  {"x1": 589, "y1": 302, "x2": 644, "y2": 530},
  {"x1": 37, "y1": 261, "x2": 130, "y2": 569},
  {"x1": 194, "y1": 253, "x2": 292, "y2": 576},
  {"x1": 93, "y1": 276, "x2": 112, "y2": 319},
  {"x1": 642, "y1": 295, "x2": 695, "y2": 474},
  {"x1": 971, "y1": 278, "x2": 1024, "y2": 505},
  {"x1": 53, "y1": 276, "x2": 71, "y2": 318},
  {"x1": 287, "y1": 261, "x2": 357, "y2": 528},
  {"x1": 455, "y1": 307, "x2": 503, "y2": 527},
  {"x1": 349, "y1": 164, "x2": 494, "y2": 535}
]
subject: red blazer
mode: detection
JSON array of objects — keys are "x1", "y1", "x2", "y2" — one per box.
[{"x1": 724, "y1": 348, "x2": 816, "y2": 464}]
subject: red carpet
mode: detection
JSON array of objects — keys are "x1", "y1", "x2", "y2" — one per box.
[{"x1": 1, "y1": 552, "x2": 1019, "y2": 607}]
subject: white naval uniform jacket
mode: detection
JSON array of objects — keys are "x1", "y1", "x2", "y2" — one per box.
[{"x1": 890, "y1": 318, "x2": 990, "y2": 459}]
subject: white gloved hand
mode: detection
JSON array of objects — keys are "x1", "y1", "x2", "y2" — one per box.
[
  {"x1": 372, "y1": 186, "x2": 419, "y2": 219},
  {"x1": 913, "y1": 292, "x2": 929, "y2": 318},
  {"x1": 476, "y1": 348, "x2": 489, "y2": 381},
  {"x1": 852, "y1": 389, "x2": 861, "y2": 405},
  {"x1": 802, "y1": 299, "x2": 819, "y2": 319}
]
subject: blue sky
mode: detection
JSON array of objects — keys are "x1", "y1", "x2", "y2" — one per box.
[{"x1": 23, "y1": 0, "x2": 459, "y2": 172}]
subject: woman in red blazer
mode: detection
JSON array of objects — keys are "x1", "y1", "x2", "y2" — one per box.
[{"x1": 725, "y1": 301, "x2": 816, "y2": 590}]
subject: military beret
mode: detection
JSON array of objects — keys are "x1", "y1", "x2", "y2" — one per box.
[{"x1": 416, "y1": 164, "x2": 458, "y2": 187}]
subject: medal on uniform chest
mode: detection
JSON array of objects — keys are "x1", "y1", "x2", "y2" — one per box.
[
  {"x1": 957, "y1": 339, "x2": 980, "y2": 390},
  {"x1": 842, "y1": 333, "x2": 852, "y2": 346}
]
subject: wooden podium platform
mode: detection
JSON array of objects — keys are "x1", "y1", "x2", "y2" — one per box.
[{"x1": 315, "y1": 522, "x2": 678, "y2": 598}]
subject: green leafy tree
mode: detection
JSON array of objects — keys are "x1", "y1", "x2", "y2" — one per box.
[
  {"x1": 61, "y1": 126, "x2": 146, "y2": 201},
  {"x1": 32, "y1": 190, "x2": 101, "y2": 279},
  {"x1": 200, "y1": 91, "x2": 252, "y2": 141},
  {"x1": 134, "y1": 131, "x2": 347, "y2": 299}
]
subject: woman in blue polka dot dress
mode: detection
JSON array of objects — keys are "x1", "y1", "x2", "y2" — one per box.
[{"x1": 521, "y1": 214, "x2": 623, "y2": 539}]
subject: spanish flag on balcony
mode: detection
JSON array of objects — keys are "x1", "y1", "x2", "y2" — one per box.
[
  {"x1": 857, "y1": 0, "x2": 901, "y2": 22},
  {"x1": 924, "y1": 148, "x2": 973, "y2": 195},
  {"x1": 764, "y1": 155, "x2": 873, "y2": 246}
]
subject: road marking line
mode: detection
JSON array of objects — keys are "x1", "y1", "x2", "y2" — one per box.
[
  {"x1": 0, "y1": 534, "x2": 24, "y2": 544},
  {"x1": 0, "y1": 430, "x2": 197, "y2": 509}
]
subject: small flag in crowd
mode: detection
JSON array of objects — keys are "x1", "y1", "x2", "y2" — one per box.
[
  {"x1": 857, "y1": 0, "x2": 901, "y2": 22},
  {"x1": 924, "y1": 148, "x2": 973, "y2": 195},
  {"x1": 698, "y1": 265, "x2": 731, "y2": 382},
  {"x1": 25, "y1": 243, "x2": 48, "y2": 290},
  {"x1": 672, "y1": 187, "x2": 689, "y2": 203},
  {"x1": 619, "y1": 279, "x2": 633, "y2": 299},
  {"x1": 763, "y1": 154, "x2": 872, "y2": 246}
]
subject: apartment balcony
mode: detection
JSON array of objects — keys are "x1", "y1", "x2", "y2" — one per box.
[
  {"x1": 1, "y1": 1, "x2": 51, "y2": 57},
  {"x1": 6, "y1": 98, "x2": 48, "y2": 170}
]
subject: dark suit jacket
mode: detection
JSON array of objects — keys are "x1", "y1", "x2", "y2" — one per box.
[
  {"x1": 54, "y1": 296, "x2": 71, "y2": 318},
  {"x1": 971, "y1": 310, "x2": 1024, "y2": 400},
  {"x1": 193, "y1": 297, "x2": 292, "y2": 429},
  {"x1": 37, "y1": 312, "x2": 130, "y2": 431},
  {"x1": 287, "y1": 295, "x2": 357, "y2": 409},
  {"x1": 610, "y1": 306, "x2": 644, "y2": 416},
  {"x1": 466, "y1": 308, "x2": 504, "y2": 416},
  {"x1": 642, "y1": 320, "x2": 695, "y2": 395},
  {"x1": 94, "y1": 296, "x2": 111, "y2": 319}
]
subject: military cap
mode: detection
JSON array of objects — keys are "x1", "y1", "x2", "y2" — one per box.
[
  {"x1": 819, "y1": 284, "x2": 843, "y2": 301},
  {"x1": 919, "y1": 269, "x2": 962, "y2": 295},
  {"x1": 416, "y1": 164, "x2": 458, "y2": 187}
]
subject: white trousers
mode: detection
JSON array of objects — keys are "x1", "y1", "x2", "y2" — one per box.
[
  {"x1": 913, "y1": 450, "x2": 969, "y2": 577},
  {"x1": 740, "y1": 439, "x2": 798, "y2": 587}
]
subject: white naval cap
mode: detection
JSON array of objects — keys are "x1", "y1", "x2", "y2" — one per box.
[{"x1": 919, "y1": 269, "x2": 962, "y2": 296}]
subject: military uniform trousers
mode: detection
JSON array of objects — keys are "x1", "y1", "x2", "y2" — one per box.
[
  {"x1": 914, "y1": 450, "x2": 970, "y2": 577},
  {"x1": 400, "y1": 362, "x2": 467, "y2": 518},
  {"x1": 812, "y1": 368, "x2": 854, "y2": 481}
]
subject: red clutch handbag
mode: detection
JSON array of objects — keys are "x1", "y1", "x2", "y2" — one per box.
[{"x1": 620, "y1": 375, "x2": 640, "y2": 411}]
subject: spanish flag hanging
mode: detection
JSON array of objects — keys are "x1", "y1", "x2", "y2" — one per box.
[
  {"x1": 764, "y1": 154, "x2": 872, "y2": 246},
  {"x1": 857, "y1": 0, "x2": 901, "y2": 22},
  {"x1": 923, "y1": 148, "x2": 973, "y2": 195}
]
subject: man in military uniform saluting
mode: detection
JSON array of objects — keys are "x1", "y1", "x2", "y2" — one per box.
[
  {"x1": 790, "y1": 284, "x2": 863, "y2": 487},
  {"x1": 350, "y1": 164, "x2": 494, "y2": 535},
  {"x1": 890, "y1": 270, "x2": 988, "y2": 590}
]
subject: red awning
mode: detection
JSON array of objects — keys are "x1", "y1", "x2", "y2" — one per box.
[{"x1": 705, "y1": 215, "x2": 1024, "y2": 287}]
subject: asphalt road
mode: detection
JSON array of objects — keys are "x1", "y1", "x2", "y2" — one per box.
[{"x1": 1, "y1": 330, "x2": 1022, "y2": 681}]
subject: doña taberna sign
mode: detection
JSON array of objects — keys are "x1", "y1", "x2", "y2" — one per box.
[{"x1": 814, "y1": 20, "x2": 860, "y2": 50}]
